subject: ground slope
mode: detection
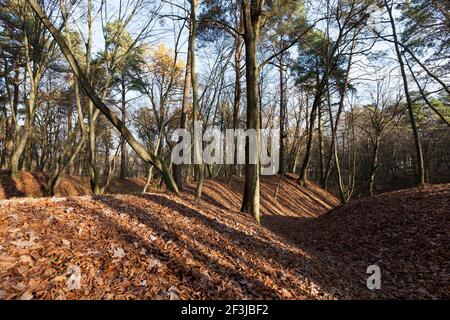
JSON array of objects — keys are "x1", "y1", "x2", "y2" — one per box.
[
  {"x1": 0, "y1": 177, "x2": 448, "y2": 299},
  {"x1": 186, "y1": 174, "x2": 339, "y2": 217},
  {"x1": 0, "y1": 171, "x2": 147, "y2": 199},
  {"x1": 0, "y1": 194, "x2": 336, "y2": 299},
  {"x1": 263, "y1": 183, "x2": 450, "y2": 299}
]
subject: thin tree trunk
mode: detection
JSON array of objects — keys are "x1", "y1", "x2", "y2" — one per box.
[
  {"x1": 368, "y1": 136, "x2": 380, "y2": 196},
  {"x1": 173, "y1": 36, "x2": 191, "y2": 190},
  {"x1": 326, "y1": 36, "x2": 355, "y2": 202},
  {"x1": 298, "y1": 79, "x2": 326, "y2": 186},
  {"x1": 233, "y1": 8, "x2": 243, "y2": 176},
  {"x1": 120, "y1": 76, "x2": 127, "y2": 179},
  {"x1": 10, "y1": 33, "x2": 43, "y2": 176},
  {"x1": 279, "y1": 48, "x2": 286, "y2": 174},
  {"x1": 3, "y1": 60, "x2": 19, "y2": 170},
  {"x1": 27, "y1": 0, "x2": 179, "y2": 193},
  {"x1": 190, "y1": 0, "x2": 204, "y2": 203},
  {"x1": 386, "y1": 0, "x2": 425, "y2": 186},
  {"x1": 143, "y1": 127, "x2": 163, "y2": 193},
  {"x1": 318, "y1": 103, "x2": 325, "y2": 186}
]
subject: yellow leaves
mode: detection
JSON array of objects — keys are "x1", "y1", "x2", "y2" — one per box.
[{"x1": 146, "y1": 43, "x2": 185, "y2": 85}]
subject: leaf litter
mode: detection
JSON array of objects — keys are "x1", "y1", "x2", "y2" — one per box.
[{"x1": 0, "y1": 178, "x2": 447, "y2": 299}]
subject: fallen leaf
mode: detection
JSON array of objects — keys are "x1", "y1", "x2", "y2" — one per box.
[
  {"x1": 168, "y1": 286, "x2": 179, "y2": 300},
  {"x1": 67, "y1": 274, "x2": 81, "y2": 290},
  {"x1": 18, "y1": 292, "x2": 33, "y2": 300},
  {"x1": 112, "y1": 247, "x2": 125, "y2": 259}
]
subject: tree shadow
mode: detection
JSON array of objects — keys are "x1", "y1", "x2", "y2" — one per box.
[
  {"x1": 261, "y1": 188, "x2": 450, "y2": 299},
  {"x1": 88, "y1": 193, "x2": 345, "y2": 299},
  {"x1": 76, "y1": 197, "x2": 288, "y2": 298}
]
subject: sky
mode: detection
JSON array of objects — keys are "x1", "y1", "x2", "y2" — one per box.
[{"x1": 66, "y1": 0, "x2": 442, "y2": 126}]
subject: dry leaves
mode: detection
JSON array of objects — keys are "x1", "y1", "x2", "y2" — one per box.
[{"x1": 0, "y1": 178, "x2": 448, "y2": 300}]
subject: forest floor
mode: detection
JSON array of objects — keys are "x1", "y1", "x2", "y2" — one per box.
[
  {"x1": 0, "y1": 173, "x2": 448, "y2": 299},
  {"x1": 0, "y1": 171, "x2": 148, "y2": 199}
]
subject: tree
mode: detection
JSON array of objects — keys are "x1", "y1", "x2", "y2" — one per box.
[
  {"x1": 359, "y1": 78, "x2": 402, "y2": 196},
  {"x1": 133, "y1": 43, "x2": 184, "y2": 191},
  {"x1": 263, "y1": 0, "x2": 307, "y2": 173},
  {"x1": 384, "y1": 0, "x2": 425, "y2": 186},
  {"x1": 295, "y1": 0, "x2": 374, "y2": 186},
  {"x1": 26, "y1": 0, "x2": 179, "y2": 193},
  {"x1": 199, "y1": 0, "x2": 320, "y2": 220},
  {"x1": 1, "y1": 0, "x2": 58, "y2": 175},
  {"x1": 188, "y1": 0, "x2": 204, "y2": 202},
  {"x1": 104, "y1": 19, "x2": 145, "y2": 180}
]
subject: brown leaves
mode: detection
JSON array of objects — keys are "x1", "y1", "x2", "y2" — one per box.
[
  {"x1": 66, "y1": 264, "x2": 82, "y2": 291},
  {"x1": 10, "y1": 232, "x2": 38, "y2": 249},
  {"x1": 271, "y1": 183, "x2": 450, "y2": 299},
  {"x1": 0, "y1": 179, "x2": 447, "y2": 300},
  {"x1": 111, "y1": 246, "x2": 126, "y2": 260}
]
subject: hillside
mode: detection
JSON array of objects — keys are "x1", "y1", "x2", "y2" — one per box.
[
  {"x1": 263, "y1": 183, "x2": 450, "y2": 299},
  {"x1": 0, "y1": 175, "x2": 448, "y2": 299},
  {"x1": 0, "y1": 171, "x2": 148, "y2": 199}
]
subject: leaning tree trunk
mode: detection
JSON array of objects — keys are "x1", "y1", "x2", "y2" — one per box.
[{"x1": 27, "y1": 0, "x2": 179, "y2": 193}]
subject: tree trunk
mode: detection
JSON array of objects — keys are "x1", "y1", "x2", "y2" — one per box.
[
  {"x1": 26, "y1": 0, "x2": 179, "y2": 193},
  {"x1": 11, "y1": 68, "x2": 39, "y2": 176},
  {"x1": 279, "y1": 49, "x2": 286, "y2": 174},
  {"x1": 233, "y1": 9, "x2": 243, "y2": 176},
  {"x1": 240, "y1": 0, "x2": 261, "y2": 222},
  {"x1": 318, "y1": 103, "x2": 325, "y2": 186},
  {"x1": 190, "y1": 0, "x2": 204, "y2": 203},
  {"x1": 368, "y1": 136, "x2": 380, "y2": 196},
  {"x1": 143, "y1": 127, "x2": 164, "y2": 193},
  {"x1": 46, "y1": 131, "x2": 87, "y2": 196},
  {"x1": 173, "y1": 22, "x2": 192, "y2": 190},
  {"x1": 120, "y1": 76, "x2": 127, "y2": 180},
  {"x1": 3, "y1": 61, "x2": 19, "y2": 170},
  {"x1": 326, "y1": 37, "x2": 355, "y2": 202},
  {"x1": 386, "y1": 0, "x2": 425, "y2": 186},
  {"x1": 298, "y1": 79, "x2": 326, "y2": 186},
  {"x1": 87, "y1": 100, "x2": 101, "y2": 194}
]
